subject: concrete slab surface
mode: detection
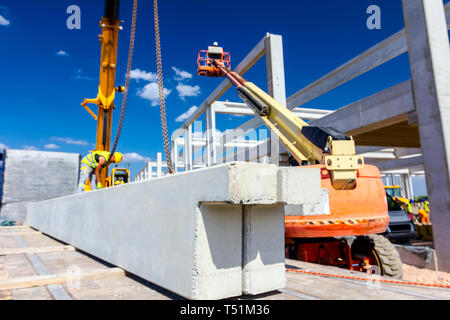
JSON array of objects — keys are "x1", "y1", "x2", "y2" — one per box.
[{"x1": 2, "y1": 229, "x2": 449, "y2": 300}]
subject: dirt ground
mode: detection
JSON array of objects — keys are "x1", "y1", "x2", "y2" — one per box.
[{"x1": 402, "y1": 264, "x2": 450, "y2": 286}]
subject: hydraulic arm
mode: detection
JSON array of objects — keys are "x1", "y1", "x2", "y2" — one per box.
[{"x1": 199, "y1": 45, "x2": 364, "y2": 189}]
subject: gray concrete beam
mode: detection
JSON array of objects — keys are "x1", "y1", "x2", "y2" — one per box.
[
  {"x1": 403, "y1": 0, "x2": 450, "y2": 271},
  {"x1": 369, "y1": 156, "x2": 423, "y2": 171},
  {"x1": 309, "y1": 80, "x2": 414, "y2": 135},
  {"x1": 26, "y1": 163, "x2": 324, "y2": 299},
  {"x1": 286, "y1": 1, "x2": 450, "y2": 110}
]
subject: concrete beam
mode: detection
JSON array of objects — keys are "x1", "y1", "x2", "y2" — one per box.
[
  {"x1": 403, "y1": 0, "x2": 450, "y2": 271},
  {"x1": 26, "y1": 163, "x2": 324, "y2": 299},
  {"x1": 212, "y1": 101, "x2": 332, "y2": 120},
  {"x1": 286, "y1": 1, "x2": 450, "y2": 110},
  {"x1": 352, "y1": 122, "x2": 420, "y2": 148},
  {"x1": 287, "y1": 29, "x2": 408, "y2": 110},
  {"x1": 309, "y1": 80, "x2": 415, "y2": 135},
  {"x1": 370, "y1": 156, "x2": 423, "y2": 171}
]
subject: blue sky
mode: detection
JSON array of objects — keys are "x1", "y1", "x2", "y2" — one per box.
[{"x1": 0, "y1": 0, "x2": 430, "y2": 193}]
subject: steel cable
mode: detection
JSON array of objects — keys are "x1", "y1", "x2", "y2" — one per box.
[{"x1": 153, "y1": 0, "x2": 174, "y2": 174}]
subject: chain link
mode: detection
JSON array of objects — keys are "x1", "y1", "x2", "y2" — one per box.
[{"x1": 153, "y1": 0, "x2": 174, "y2": 174}]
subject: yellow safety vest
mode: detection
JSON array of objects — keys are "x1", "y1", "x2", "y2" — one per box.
[{"x1": 81, "y1": 151, "x2": 111, "y2": 169}]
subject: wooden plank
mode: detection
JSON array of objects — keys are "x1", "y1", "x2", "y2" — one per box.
[
  {"x1": 0, "y1": 267, "x2": 126, "y2": 291},
  {"x1": 0, "y1": 231, "x2": 42, "y2": 237},
  {"x1": 0, "y1": 226, "x2": 31, "y2": 230},
  {"x1": 0, "y1": 246, "x2": 75, "y2": 256}
]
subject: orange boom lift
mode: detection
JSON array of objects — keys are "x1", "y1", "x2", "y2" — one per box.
[{"x1": 198, "y1": 44, "x2": 402, "y2": 278}]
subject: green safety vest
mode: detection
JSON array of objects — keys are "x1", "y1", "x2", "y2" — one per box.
[
  {"x1": 81, "y1": 150, "x2": 111, "y2": 169},
  {"x1": 424, "y1": 201, "x2": 429, "y2": 212}
]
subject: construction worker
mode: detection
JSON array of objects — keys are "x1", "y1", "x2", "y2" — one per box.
[
  {"x1": 418, "y1": 208, "x2": 430, "y2": 224},
  {"x1": 423, "y1": 199, "x2": 430, "y2": 213},
  {"x1": 114, "y1": 177, "x2": 124, "y2": 186},
  {"x1": 77, "y1": 151, "x2": 123, "y2": 193}
]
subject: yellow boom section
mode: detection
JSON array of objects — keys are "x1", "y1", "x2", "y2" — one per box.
[{"x1": 243, "y1": 81, "x2": 364, "y2": 189}]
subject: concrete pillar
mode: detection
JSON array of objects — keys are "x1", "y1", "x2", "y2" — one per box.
[
  {"x1": 402, "y1": 0, "x2": 450, "y2": 271},
  {"x1": 408, "y1": 174, "x2": 415, "y2": 198},
  {"x1": 172, "y1": 139, "x2": 178, "y2": 173},
  {"x1": 147, "y1": 162, "x2": 152, "y2": 180},
  {"x1": 399, "y1": 174, "x2": 407, "y2": 198},
  {"x1": 389, "y1": 173, "x2": 395, "y2": 186},
  {"x1": 156, "y1": 152, "x2": 162, "y2": 177},
  {"x1": 403, "y1": 173, "x2": 414, "y2": 199},
  {"x1": 184, "y1": 125, "x2": 192, "y2": 171},
  {"x1": 265, "y1": 34, "x2": 287, "y2": 166},
  {"x1": 205, "y1": 106, "x2": 217, "y2": 166},
  {"x1": 242, "y1": 205, "x2": 285, "y2": 295}
]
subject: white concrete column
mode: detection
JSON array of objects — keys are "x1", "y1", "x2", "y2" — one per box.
[
  {"x1": 402, "y1": 173, "x2": 413, "y2": 199},
  {"x1": 408, "y1": 174, "x2": 415, "y2": 198},
  {"x1": 147, "y1": 162, "x2": 153, "y2": 180},
  {"x1": 172, "y1": 139, "x2": 178, "y2": 173},
  {"x1": 265, "y1": 34, "x2": 287, "y2": 166},
  {"x1": 184, "y1": 125, "x2": 193, "y2": 171},
  {"x1": 402, "y1": 0, "x2": 450, "y2": 271},
  {"x1": 156, "y1": 152, "x2": 162, "y2": 177},
  {"x1": 242, "y1": 204, "x2": 285, "y2": 295},
  {"x1": 390, "y1": 174, "x2": 395, "y2": 186},
  {"x1": 205, "y1": 106, "x2": 217, "y2": 166}
]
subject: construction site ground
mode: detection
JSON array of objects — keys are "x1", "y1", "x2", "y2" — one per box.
[{"x1": 0, "y1": 226, "x2": 449, "y2": 300}]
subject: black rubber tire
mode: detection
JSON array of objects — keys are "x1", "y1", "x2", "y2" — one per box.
[{"x1": 352, "y1": 234, "x2": 403, "y2": 279}]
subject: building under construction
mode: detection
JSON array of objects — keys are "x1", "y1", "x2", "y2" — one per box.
[{"x1": 0, "y1": 0, "x2": 449, "y2": 302}]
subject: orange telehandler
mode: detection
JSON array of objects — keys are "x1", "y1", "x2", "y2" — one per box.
[{"x1": 198, "y1": 43, "x2": 402, "y2": 278}]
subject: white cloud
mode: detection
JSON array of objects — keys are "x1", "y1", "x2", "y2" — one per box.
[
  {"x1": 137, "y1": 82, "x2": 172, "y2": 106},
  {"x1": 175, "y1": 105, "x2": 198, "y2": 122},
  {"x1": 130, "y1": 69, "x2": 157, "y2": 82},
  {"x1": 176, "y1": 83, "x2": 201, "y2": 100},
  {"x1": 0, "y1": 142, "x2": 8, "y2": 149},
  {"x1": 172, "y1": 67, "x2": 192, "y2": 81},
  {"x1": 51, "y1": 137, "x2": 89, "y2": 146},
  {"x1": 23, "y1": 145, "x2": 39, "y2": 151},
  {"x1": 73, "y1": 69, "x2": 95, "y2": 81},
  {"x1": 44, "y1": 144, "x2": 60, "y2": 150},
  {"x1": 0, "y1": 15, "x2": 10, "y2": 26},
  {"x1": 56, "y1": 50, "x2": 69, "y2": 57},
  {"x1": 74, "y1": 75, "x2": 95, "y2": 81},
  {"x1": 123, "y1": 152, "x2": 151, "y2": 162}
]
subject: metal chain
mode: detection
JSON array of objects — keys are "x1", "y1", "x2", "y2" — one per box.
[
  {"x1": 153, "y1": 0, "x2": 174, "y2": 174},
  {"x1": 107, "y1": 0, "x2": 138, "y2": 167}
]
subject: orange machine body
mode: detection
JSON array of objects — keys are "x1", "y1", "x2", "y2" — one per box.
[{"x1": 285, "y1": 164, "x2": 389, "y2": 239}]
